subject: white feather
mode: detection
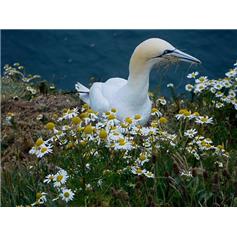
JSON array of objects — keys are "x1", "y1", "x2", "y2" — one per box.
[
  {"x1": 75, "y1": 82, "x2": 90, "y2": 105},
  {"x1": 75, "y1": 38, "x2": 200, "y2": 124}
]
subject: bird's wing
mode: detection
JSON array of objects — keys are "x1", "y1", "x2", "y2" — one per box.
[
  {"x1": 89, "y1": 82, "x2": 110, "y2": 113},
  {"x1": 89, "y1": 78, "x2": 127, "y2": 114},
  {"x1": 75, "y1": 82, "x2": 90, "y2": 105}
]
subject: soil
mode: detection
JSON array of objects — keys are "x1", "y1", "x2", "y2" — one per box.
[{"x1": 1, "y1": 93, "x2": 81, "y2": 170}]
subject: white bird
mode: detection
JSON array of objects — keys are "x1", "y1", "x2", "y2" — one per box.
[{"x1": 76, "y1": 38, "x2": 200, "y2": 124}]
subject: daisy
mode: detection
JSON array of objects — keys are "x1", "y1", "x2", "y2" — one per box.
[
  {"x1": 124, "y1": 117, "x2": 135, "y2": 126},
  {"x1": 37, "y1": 192, "x2": 47, "y2": 204},
  {"x1": 158, "y1": 97, "x2": 167, "y2": 105},
  {"x1": 185, "y1": 84, "x2": 193, "y2": 92},
  {"x1": 228, "y1": 90, "x2": 236, "y2": 98},
  {"x1": 131, "y1": 166, "x2": 146, "y2": 176},
  {"x1": 195, "y1": 116, "x2": 213, "y2": 125},
  {"x1": 36, "y1": 114, "x2": 43, "y2": 121},
  {"x1": 35, "y1": 144, "x2": 53, "y2": 158},
  {"x1": 180, "y1": 170, "x2": 192, "y2": 178},
  {"x1": 194, "y1": 83, "x2": 206, "y2": 94},
  {"x1": 108, "y1": 131, "x2": 124, "y2": 142},
  {"x1": 97, "y1": 179, "x2": 103, "y2": 187},
  {"x1": 234, "y1": 103, "x2": 237, "y2": 110},
  {"x1": 151, "y1": 108, "x2": 162, "y2": 117},
  {"x1": 214, "y1": 161, "x2": 224, "y2": 168},
  {"x1": 95, "y1": 121, "x2": 106, "y2": 130},
  {"x1": 175, "y1": 109, "x2": 191, "y2": 120},
  {"x1": 195, "y1": 76, "x2": 208, "y2": 84},
  {"x1": 187, "y1": 71, "x2": 199, "y2": 79},
  {"x1": 85, "y1": 183, "x2": 92, "y2": 191},
  {"x1": 61, "y1": 125, "x2": 71, "y2": 131},
  {"x1": 53, "y1": 169, "x2": 68, "y2": 187},
  {"x1": 214, "y1": 82, "x2": 223, "y2": 90},
  {"x1": 60, "y1": 188, "x2": 75, "y2": 203},
  {"x1": 136, "y1": 153, "x2": 149, "y2": 165},
  {"x1": 215, "y1": 91, "x2": 224, "y2": 98},
  {"x1": 159, "y1": 117, "x2": 168, "y2": 124},
  {"x1": 87, "y1": 110, "x2": 99, "y2": 121},
  {"x1": 114, "y1": 138, "x2": 133, "y2": 151},
  {"x1": 210, "y1": 87, "x2": 216, "y2": 94},
  {"x1": 199, "y1": 141, "x2": 213, "y2": 151},
  {"x1": 32, "y1": 192, "x2": 47, "y2": 206},
  {"x1": 140, "y1": 127, "x2": 157, "y2": 136},
  {"x1": 58, "y1": 108, "x2": 78, "y2": 121},
  {"x1": 167, "y1": 83, "x2": 174, "y2": 88},
  {"x1": 29, "y1": 137, "x2": 53, "y2": 158},
  {"x1": 44, "y1": 174, "x2": 54, "y2": 184},
  {"x1": 225, "y1": 69, "x2": 237, "y2": 78},
  {"x1": 134, "y1": 114, "x2": 142, "y2": 123},
  {"x1": 188, "y1": 111, "x2": 200, "y2": 120},
  {"x1": 215, "y1": 145, "x2": 225, "y2": 154},
  {"x1": 85, "y1": 163, "x2": 91, "y2": 171},
  {"x1": 215, "y1": 102, "x2": 224, "y2": 109},
  {"x1": 106, "y1": 114, "x2": 120, "y2": 126},
  {"x1": 223, "y1": 80, "x2": 232, "y2": 88},
  {"x1": 144, "y1": 171, "x2": 154, "y2": 178},
  {"x1": 184, "y1": 129, "x2": 198, "y2": 138}
]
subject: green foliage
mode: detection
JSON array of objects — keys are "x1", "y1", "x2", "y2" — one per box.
[{"x1": 1, "y1": 63, "x2": 237, "y2": 207}]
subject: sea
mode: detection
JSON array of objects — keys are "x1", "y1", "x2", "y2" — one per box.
[{"x1": 1, "y1": 30, "x2": 237, "y2": 96}]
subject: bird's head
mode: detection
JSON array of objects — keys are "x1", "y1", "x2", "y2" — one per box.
[{"x1": 129, "y1": 38, "x2": 201, "y2": 75}]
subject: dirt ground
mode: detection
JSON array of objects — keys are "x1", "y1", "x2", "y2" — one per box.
[{"x1": 1, "y1": 94, "x2": 81, "y2": 170}]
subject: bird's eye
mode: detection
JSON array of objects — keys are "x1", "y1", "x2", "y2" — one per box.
[
  {"x1": 153, "y1": 49, "x2": 175, "y2": 59},
  {"x1": 164, "y1": 49, "x2": 173, "y2": 55}
]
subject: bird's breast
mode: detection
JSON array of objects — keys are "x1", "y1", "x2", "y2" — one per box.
[{"x1": 111, "y1": 96, "x2": 152, "y2": 125}]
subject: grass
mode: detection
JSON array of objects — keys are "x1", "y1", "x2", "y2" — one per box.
[{"x1": 1, "y1": 63, "x2": 237, "y2": 207}]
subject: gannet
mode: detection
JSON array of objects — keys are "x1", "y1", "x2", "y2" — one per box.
[{"x1": 76, "y1": 38, "x2": 200, "y2": 124}]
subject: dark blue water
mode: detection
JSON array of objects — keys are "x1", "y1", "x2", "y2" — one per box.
[{"x1": 1, "y1": 30, "x2": 237, "y2": 95}]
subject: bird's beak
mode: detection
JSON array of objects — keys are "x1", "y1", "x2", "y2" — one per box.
[{"x1": 169, "y1": 49, "x2": 201, "y2": 64}]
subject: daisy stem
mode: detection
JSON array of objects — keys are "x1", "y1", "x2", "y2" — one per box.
[{"x1": 154, "y1": 154, "x2": 159, "y2": 205}]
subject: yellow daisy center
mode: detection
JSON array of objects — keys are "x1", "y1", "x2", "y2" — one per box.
[
  {"x1": 159, "y1": 117, "x2": 168, "y2": 124},
  {"x1": 139, "y1": 154, "x2": 146, "y2": 161},
  {"x1": 118, "y1": 138, "x2": 126, "y2": 146},
  {"x1": 35, "y1": 138, "x2": 44, "y2": 146},
  {"x1": 121, "y1": 123, "x2": 128, "y2": 128},
  {"x1": 66, "y1": 142, "x2": 74, "y2": 149},
  {"x1": 201, "y1": 117, "x2": 208, "y2": 122},
  {"x1": 134, "y1": 114, "x2": 142, "y2": 120},
  {"x1": 80, "y1": 112, "x2": 89, "y2": 119},
  {"x1": 108, "y1": 114, "x2": 116, "y2": 120},
  {"x1": 125, "y1": 117, "x2": 133, "y2": 124},
  {"x1": 84, "y1": 125, "x2": 94, "y2": 134},
  {"x1": 151, "y1": 121, "x2": 158, "y2": 127},
  {"x1": 56, "y1": 175, "x2": 63, "y2": 182},
  {"x1": 40, "y1": 147, "x2": 48, "y2": 153},
  {"x1": 36, "y1": 192, "x2": 42, "y2": 200},
  {"x1": 45, "y1": 122, "x2": 55, "y2": 130},
  {"x1": 217, "y1": 145, "x2": 224, "y2": 149},
  {"x1": 82, "y1": 104, "x2": 89, "y2": 110},
  {"x1": 72, "y1": 116, "x2": 81, "y2": 125},
  {"x1": 80, "y1": 140, "x2": 87, "y2": 146},
  {"x1": 99, "y1": 129, "x2": 108, "y2": 139},
  {"x1": 137, "y1": 168, "x2": 142, "y2": 174},
  {"x1": 49, "y1": 176, "x2": 54, "y2": 180}
]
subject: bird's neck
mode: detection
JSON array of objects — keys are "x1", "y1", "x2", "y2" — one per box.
[{"x1": 127, "y1": 60, "x2": 153, "y2": 98}]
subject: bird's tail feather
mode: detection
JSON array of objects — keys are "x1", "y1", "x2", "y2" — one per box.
[{"x1": 75, "y1": 82, "x2": 90, "y2": 105}]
